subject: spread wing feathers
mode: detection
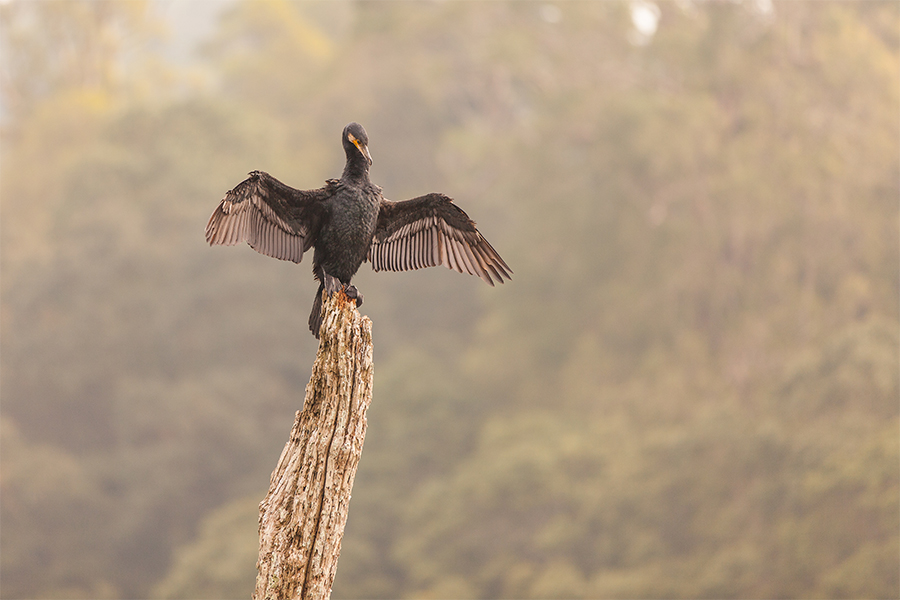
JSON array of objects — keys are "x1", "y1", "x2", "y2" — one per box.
[
  {"x1": 205, "y1": 171, "x2": 328, "y2": 264},
  {"x1": 369, "y1": 193, "x2": 512, "y2": 286}
]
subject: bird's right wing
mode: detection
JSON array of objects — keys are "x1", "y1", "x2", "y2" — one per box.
[{"x1": 205, "y1": 171, "x2": 330, "y2": 263}]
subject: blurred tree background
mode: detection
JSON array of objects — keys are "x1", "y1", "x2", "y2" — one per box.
[{"x1": 1, "y1": 1, "x2": 897, "y2": 598}]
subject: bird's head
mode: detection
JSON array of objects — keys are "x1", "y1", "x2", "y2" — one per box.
[{"x1": 343, "y1": 122, "x2": 372, "y2": 166}]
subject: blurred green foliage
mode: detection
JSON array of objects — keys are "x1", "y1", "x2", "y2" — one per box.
[{"x1": 1, "y1": 1, "x2": 897, "y2": 598}]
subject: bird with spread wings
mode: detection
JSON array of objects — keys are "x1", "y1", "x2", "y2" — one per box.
[{"x1": 206, "y1": 122, "x2": 511, "y2": 338}]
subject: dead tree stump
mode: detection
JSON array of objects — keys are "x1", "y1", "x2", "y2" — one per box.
[{"x1": 254, "y1": 292, "x2": 374, "y2": 600}]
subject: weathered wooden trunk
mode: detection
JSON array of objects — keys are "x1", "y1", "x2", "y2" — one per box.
[{"x1": 254, "y1": 292, "x2": 374, "y2": 600}]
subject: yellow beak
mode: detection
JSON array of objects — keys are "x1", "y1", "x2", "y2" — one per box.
[{"x1": 353, "y1": 138, "x2": 373, "y2": 165}]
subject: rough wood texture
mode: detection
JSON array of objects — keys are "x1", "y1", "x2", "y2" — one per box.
[{"x1": 254, "y1": 292, "x2": 373, "y2": 600}]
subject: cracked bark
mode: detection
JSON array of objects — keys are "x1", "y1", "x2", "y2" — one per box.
[{"x1": 253, "y1": 292, "x2": 374, "y2": 600}]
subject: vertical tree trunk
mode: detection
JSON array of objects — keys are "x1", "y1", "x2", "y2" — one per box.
[{"x1": 254, "y1": 292, "x2": 374, "y2": 600}]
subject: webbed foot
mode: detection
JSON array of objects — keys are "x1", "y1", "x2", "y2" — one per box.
[
  {"x1": 322, "y1": 273, "x2": 343, "y2": 296},
  {"x1": 343, "y1": 284, "x2": 363, "y2": 307}
]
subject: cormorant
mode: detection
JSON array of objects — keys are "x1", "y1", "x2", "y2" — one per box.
[{"x1": 205, "y1": 122, "x2": 511, "y2": 338}]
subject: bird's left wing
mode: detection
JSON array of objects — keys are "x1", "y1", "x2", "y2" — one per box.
[
  {"x1": 205, "y1": 171, "x2": 330, "y2": 263},
  {"x1": 369, "y1": 193, "x2": 511, "y2": 285}
]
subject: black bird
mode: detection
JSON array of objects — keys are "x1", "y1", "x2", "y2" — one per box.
[{"x1": 206, "y1": 122, "x2": 511, "y2": 338}]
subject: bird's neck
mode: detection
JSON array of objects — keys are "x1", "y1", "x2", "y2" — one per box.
[{"x1": 342, "y1": 157, "x2": 370, "y2": 183}]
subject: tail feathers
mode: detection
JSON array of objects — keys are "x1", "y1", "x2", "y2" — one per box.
[{"x1": 308, "y1": 283, "x2": 325, "y2": 338}]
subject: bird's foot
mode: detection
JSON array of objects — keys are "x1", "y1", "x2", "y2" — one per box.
[
  {"x1": 322, "y1": 273, "x2": 343, "y2": 296},
  {"x1": 343, "y1": 284, "x2": 363, "y2": 307},
  {"x1": 322, "y1": 273, "x2": 362, "y2": 307}
]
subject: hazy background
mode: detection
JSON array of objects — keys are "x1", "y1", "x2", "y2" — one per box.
[{"x1": 1, "y1": 1, "x2": 897, "y2": 598}]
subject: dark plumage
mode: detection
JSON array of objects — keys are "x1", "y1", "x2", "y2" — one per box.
[{"x1": 206, "y1": 122, "x2": 511, "y2": 338}]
